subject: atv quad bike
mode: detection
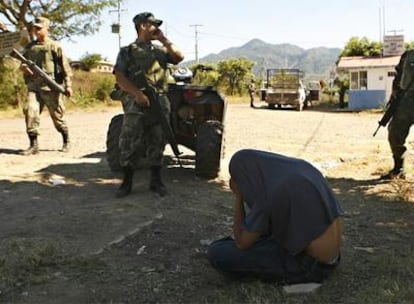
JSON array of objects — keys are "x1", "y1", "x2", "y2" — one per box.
[{"x1": 106, "y1": 65, "x2": 226, "y2": 179}]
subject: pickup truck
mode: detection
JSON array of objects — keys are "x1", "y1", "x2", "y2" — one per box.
[{"x1": 260, "y1": 68, "x2": 307, "y2": 111}]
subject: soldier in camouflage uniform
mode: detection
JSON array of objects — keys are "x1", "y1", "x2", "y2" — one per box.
[
  {"x1": 20, "y1": 17, "x2": 73, "y2": 155},
  {"x1": 248, "y1": 79, "x2": 256, "y2": 108},
  {"x1": 113, "y1": 12, "x2": 184, "y2": 198},
  {"x1": 381, "y1": 49, "x2": 414, "y2": 180}
]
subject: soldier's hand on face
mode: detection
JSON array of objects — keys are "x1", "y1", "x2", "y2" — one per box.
[{"x1": 151, "y1": 28, "x2": 165, "y2": 42}]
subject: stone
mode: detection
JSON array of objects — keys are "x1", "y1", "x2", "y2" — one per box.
[{"x1": 283, "y1": 283, "x2": 322, "y2": 294}]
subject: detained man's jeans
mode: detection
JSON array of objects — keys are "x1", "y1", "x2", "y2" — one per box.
[{"x1": 207, "y1": 236, "x2": 339, "y2": 283}]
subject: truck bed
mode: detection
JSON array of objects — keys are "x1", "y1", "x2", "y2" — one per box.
[
  {"x1": 261, "y1": 68, "x2": 306, "y2": 110},
  {"x1": 266, "y1": 92, "x2": 300, "y2": 104}
]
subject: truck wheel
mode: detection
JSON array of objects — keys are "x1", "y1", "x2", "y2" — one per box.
[
  {"x1": 106, "y1": 114, "x2": 123, "y2": 172},
  {"x1": 195, "y1": 120, "x2": 224, "y2": 179}
]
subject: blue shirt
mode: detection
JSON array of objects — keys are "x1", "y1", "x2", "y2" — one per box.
[{"x1": 229, "y1": 149, "x2": 344, "y2": 255}]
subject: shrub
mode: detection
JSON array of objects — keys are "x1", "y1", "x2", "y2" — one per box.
[
  {"x1": 0, "y1": 57, "x2": 26, "y2": 110},
  {"x1": 95, "y1": 74, "x2": 115, "y2": 102},
  {"x1": 0, "y1": 64, "x2": 116, "y2": 110},
  {"x1": 71, "y1": 70, "x2": 115, "y2": 107}
]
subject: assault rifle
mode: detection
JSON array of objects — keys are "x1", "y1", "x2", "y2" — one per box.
[
  {"x1": 372, "y1": 92, "x2": 401, "y2": 137},
  {"x1": 11, "y1": 48, "x2": 69, "y2": 97},
  {"x1": 143, "y1": 82, "x2": 183, "y2": 166},
  {"x1": 372, "y1": 76, "x2": 414, "y2": 137}
]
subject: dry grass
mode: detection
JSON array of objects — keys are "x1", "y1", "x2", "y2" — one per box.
[
  {"x1": 0, "y1": 238, "x2": 104, "y2": 295},
  {"x1": 390, "y1": 179, "x2": 414, "y2": 202}
]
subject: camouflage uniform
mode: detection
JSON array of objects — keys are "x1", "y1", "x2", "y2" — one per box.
[
  {"x1": 114, "y1": 40, "x2": 173, "y2": 169},
  {"x1": 248, "y1": 80, "x2": 255, "y2": 107},
  {"x1": 22, "y1": 37, "x2": 72, "y2": 142},
  {"x1": 386, "y1": 49, "x2": 414, "y2": 176}
]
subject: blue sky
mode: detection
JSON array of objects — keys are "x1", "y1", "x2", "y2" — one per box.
[{"x1": 60, "y1": 0, "x2": 414, "y2": 63}]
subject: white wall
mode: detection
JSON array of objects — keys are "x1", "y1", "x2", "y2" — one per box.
[
  {"x1": 346, "y1": 66, "x2": 396, "y2": 109},
  {"x1": 347, "y1": 67, "x2": 395, "y2": 103},
  {"x1": 367, "y1": 67, "x2": 395, "y2": 101}
]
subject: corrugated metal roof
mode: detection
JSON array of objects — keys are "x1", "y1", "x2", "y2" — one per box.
[{"x1": 337, "y1": 56, "x2": 401, "y2": 69}]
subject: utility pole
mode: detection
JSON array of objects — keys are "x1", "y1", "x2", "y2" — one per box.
[
  {"x1": 190, "y1": 24, "x2": 202, "y2": 64},
  {"x1": 109, "y1": 0, "x2": 126, "y2": 49}
]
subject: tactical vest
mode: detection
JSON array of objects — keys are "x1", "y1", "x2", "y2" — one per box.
[
  {"x1": 123, "y1": 41, "x2": 169, "y2": 92},
  {"x1": 24, "y1": 39, "x2": 63, "y2": 87}
]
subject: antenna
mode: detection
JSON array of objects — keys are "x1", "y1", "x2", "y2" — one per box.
[
  {"x1": 387, "y1": 29, "x2": 404, "y2": 36},
  {"x1": 382, "y1": 5, "x2": 385, "y2": 42},
  {"x1": 189, "y1": 24, "x2": 203, "y2": 64},
  {"x1": 378, "y1": 7, "x2": 382, "y2": 43}
]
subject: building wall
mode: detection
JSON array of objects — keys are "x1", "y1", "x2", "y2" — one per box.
[
  {"x1": 90, "y1": 63, "x2": 113, "y2": 73},
  {"x1": 367, "y1": 67, "x2": 395, "y2": 101},
  {"x1": 349, "y1": 90, "x2": 386, "y2": 109},
  {"x1": 70, "y1": 61, "x2": 113, "y2": 73},
  {"x1": 347, "y1": 66, "x2": 395, "y2": 109}
]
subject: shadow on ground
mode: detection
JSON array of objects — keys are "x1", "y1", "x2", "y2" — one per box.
[{"x1": 1, "y1": 156, "x2": 414, "y2": 303}]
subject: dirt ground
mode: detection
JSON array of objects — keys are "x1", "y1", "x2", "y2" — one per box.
[{"x1": 1, "y1": 101, "x2": 414, "y2": 304}]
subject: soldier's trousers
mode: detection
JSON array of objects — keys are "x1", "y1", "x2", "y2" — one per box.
[
  {"x1": 23, "y1": 90, "x2": 68, "y2": 136},
  {"x1": 387, "y1": 91, "x2": 414, "y2": 168},
  {"x1": 119, "y1": 95, "x2": 170, "y2": 169}
]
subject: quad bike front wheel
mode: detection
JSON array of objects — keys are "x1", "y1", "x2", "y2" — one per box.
[
  {"x1": 195, "y1": 120, "x2": 224, "y2": 179},
  {"x1": 106, "y1": 114, "x2": 124, "y2": 172}
]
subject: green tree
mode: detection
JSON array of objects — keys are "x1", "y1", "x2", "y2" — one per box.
[
  {"x1": 0, "y1": 1, "x2": 119, "y2": 109},
  {"x1": 217, "y1": 58, "x2": 254, "y2": 96},
  {"x1": 80, "y1": 53, "x2": 103, "y2": 71},
  {"x1": 405, "y1": 41, "x2": 414, "y2": 50},
  {"x1": 0, "y1": 0, "x2": 119, "y2": 39},
  {"x1": 333, "y1": 75, "x2": 349, "y2": 109},
  {"x1": 340, "y1": 36, "x2": 383, "y2": 57},
  {"x1": 190, "y1": 63, "x2": 219, "y2": 87}
]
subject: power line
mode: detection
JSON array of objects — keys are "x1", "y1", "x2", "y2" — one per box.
[
  {"x1": 199, "y1": 31, "x2": 249, "y2": 41},
  {"x1": 166, "y1": 24, "x2": 193, "y2": 38}
]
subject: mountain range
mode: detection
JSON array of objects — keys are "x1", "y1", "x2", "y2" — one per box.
[{"x1": 184, "y1": 38, "x2": 342, "y2": 80}]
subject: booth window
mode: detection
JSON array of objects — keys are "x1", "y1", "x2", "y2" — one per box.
[{"x1": 350, "y1": 71, "x2": 368, "y2": 90}]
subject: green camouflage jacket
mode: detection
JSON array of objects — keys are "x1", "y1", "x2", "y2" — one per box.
[{"x1": 23, "y1": 38, "x2": 72, "y2": 91}]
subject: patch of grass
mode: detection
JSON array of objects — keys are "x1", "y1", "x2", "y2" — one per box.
[
  {"x1": 204, "y1": 281, "x2": 284, "y2": 304},
  {"x1": 356, "y1": 250, "x2": 414, "y2": 304},
  {"x1": 0, "y1": 238, "x2": 105, "y2": 297},
  {"x1": 390, "y1": 180, "x2": 414, "y2": 202}
]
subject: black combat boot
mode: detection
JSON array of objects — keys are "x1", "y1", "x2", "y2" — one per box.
[
  {"x1": 116, "y1": 167, "x2": 134, "y2": 198},
  {"x1": 149, "y1": 166, "x2": 168, "y2": 197},
  {"x1": 380, "y1": 157, "x2": 405, "y2": 180},
  {"x1": 22, "y1": 135, "x2": 39, "y2": 155},
  {"x1": 60, "y1": 129, "x2": 70, "y2": 152}
]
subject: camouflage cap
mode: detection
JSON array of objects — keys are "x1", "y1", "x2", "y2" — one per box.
[
  {"x1": 33, "y1": 17, "x2": 50, "y2": 28},
  {"x1": 133, "y1": 12, "x2": 162, "y2": 27}
]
